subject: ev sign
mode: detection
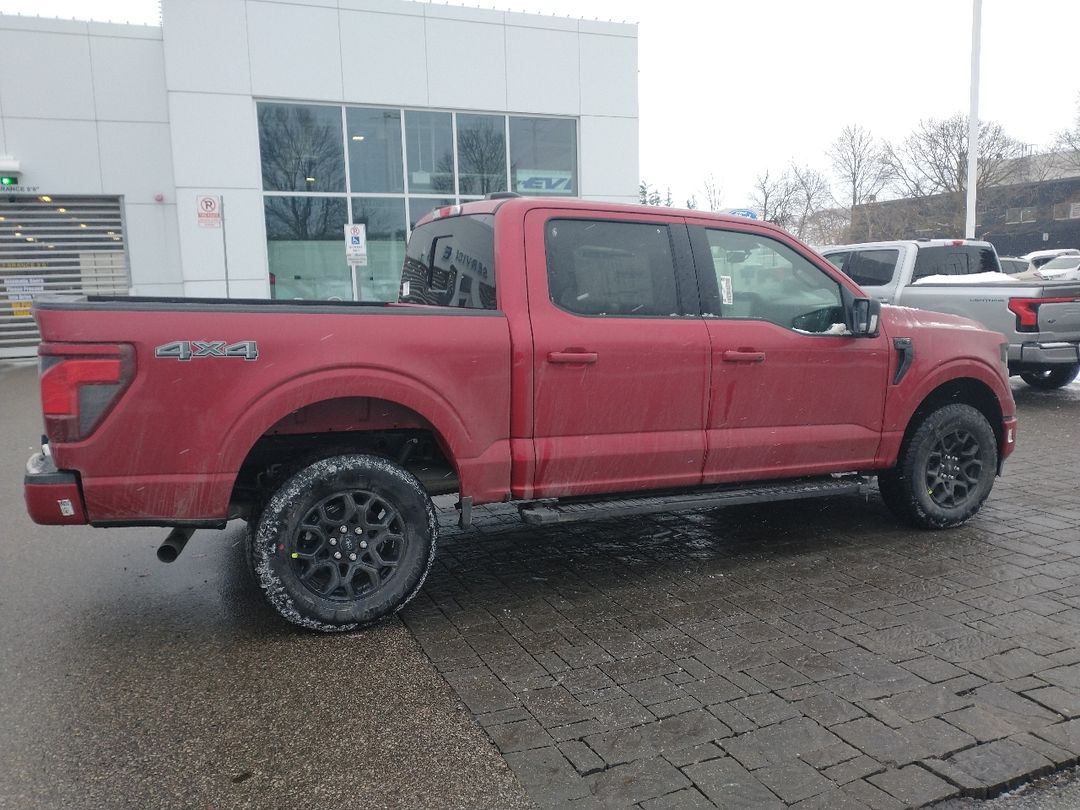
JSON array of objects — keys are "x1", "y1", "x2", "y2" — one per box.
[
  {"x1": 196, "y1": 195, "x2": 222, "y2": 228},
  {"x1": 514, "y1": 169, "x2": 573, "y2": 195},
  {"x1": 344, "y1": 224, "x2": 368, "y2": 266}
]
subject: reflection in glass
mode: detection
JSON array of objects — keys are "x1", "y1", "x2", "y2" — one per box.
[
  {"x1": 408, "y1": 197, "x2": 455, "y2": 230},
  {"x1": 352, "y1": 197, "x2": 407, "y2": 301},
  {"x1": 405, "y1": 111, "x2": 454, "y2": 194},
  {"x1": 258, "y1": 103, "x2": 346, "y2": 193},
  {"x1": 264, "y1": 197, "x2": 350, "y2": 301},
  {"x1": 346, "y1": 107, "x2": 404, "y2": 194},
  {"x1": 510, "y1": 117, "x2": 577, "y2": 196},
  {"x1": 457, "y1": 114, "x2": 506, "y2": 196}
]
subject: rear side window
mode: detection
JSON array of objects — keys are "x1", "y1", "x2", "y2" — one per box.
[
  {"x1": 912, "y1": 246, "x2": 999, "y2": 280},
  {"x1": 845, "y1": 249, "x2": 899, "y2": 287},
  {"x1": 399, "y1": 214, "x2": 496, "y2": 309},
  {"x1": 545, "y1": 219, "x2": 680, "y2": 317}
]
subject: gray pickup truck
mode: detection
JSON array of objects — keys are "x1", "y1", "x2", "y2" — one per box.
[{"x1": 821, "y1": 240, "x2": 1080, "y2": 389}]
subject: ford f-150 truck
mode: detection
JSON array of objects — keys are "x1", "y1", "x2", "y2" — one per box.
[
  {"x1": 821, "y1": 240, "x2": 1080, "y2": 389},
  {"x1": 25, "y1": 198, "x2": 1017, "y2": 632}
]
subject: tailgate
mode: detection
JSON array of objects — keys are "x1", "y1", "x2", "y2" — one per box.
[{"x1": 1037, "y1": 285, "x2": 1080, "y2": 338}]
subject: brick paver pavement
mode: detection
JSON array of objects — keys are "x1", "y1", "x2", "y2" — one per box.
[{"x1": 402, "y1": 381, "x2": 1080, "y2": 809}]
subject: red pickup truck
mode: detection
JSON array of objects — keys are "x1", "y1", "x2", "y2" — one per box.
[{"x1": 25, "y1": 197, "x2": 1017, "y2": 631}]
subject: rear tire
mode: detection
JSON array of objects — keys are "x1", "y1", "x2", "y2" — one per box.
[
  {"x1": 248, "y1": 454, "x2": 437, "y2": 632},
  {"x1": 1020, "y1": 364, "x2": 1080, "y2": 390},
  {"x1": 877, "y1": 404, "x2": 997, "y2": 530}
]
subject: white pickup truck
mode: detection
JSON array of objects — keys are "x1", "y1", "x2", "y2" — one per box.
[{"x1": 821, "y1": 240, "x2": 1080, "y2": 389}]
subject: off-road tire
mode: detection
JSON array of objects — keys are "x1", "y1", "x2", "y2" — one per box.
[
  {"x1": 248, "y1": 454, "x2": 437, "y2": 632},
  {"x1": 1020, "y1": 364, "x2": 1080, "y2": 390},
  {"x1": 877, "y1": 404, "x2": 997, "y2": 530}
]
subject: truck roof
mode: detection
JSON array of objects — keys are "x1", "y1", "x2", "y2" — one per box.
[{"x1": 416, "y1": 196, "x2": 787, "y2": 236}]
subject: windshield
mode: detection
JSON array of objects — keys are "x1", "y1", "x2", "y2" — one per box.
[{"x1": 1041, "y1": 256, "x2": 1080, "y2": 270}]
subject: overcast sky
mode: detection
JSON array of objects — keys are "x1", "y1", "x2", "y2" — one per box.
[{"x1": 3, "y1": 0, "x2": 1079, "y2": 208}]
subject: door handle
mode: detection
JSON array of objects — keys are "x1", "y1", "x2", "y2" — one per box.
[
  {"x1": 548, "y1": 350, "x2": 598, "y2": 364},
  {"x1": 722, "y1": 350, "x2": 766, "y2": 363}
]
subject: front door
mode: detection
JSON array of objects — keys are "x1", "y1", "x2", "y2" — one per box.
[
  {"x1": 689, "y1": 222, "x2": 890, "y2": 482},
  {"x1": 525, "y1": 209, "x2": 710, "y2": 498}
]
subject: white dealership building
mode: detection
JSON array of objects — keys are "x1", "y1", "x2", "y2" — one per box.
[{"x1": 0, "y1": 0, "x2": 638, "y2": 356}]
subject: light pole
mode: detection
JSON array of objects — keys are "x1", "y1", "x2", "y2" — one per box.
[{"x1": 965, "y1": 0, "x2": 982, "y2": 239}]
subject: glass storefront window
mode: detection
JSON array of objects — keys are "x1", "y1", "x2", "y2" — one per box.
[
  {"x1": 404, "y1": 111, "x2": 454, "y2": 194},
  {"x1": 265, "y1": 197, "x2": 350, "y2": 300},
  {"x1": 352, "y1": 197, "x2": 407, "y2": 302},
  {"x1": 509, "y1": 117, "x2": 577, "y2": 196},
  {"x1": 457, "y1": 114, "x2": 506, "y2": 196},
  {"x1": 257, "y1": 103, "x2": 577, "y2": 302},
  {"x1": 408, "y1": 197, "x2": 455, "y2": 230},
  {"x1": 258, "y1": 103, "x2": 346, "y2": 193},
  {"x1": 346, "y1": 107, "x2": 404, "y2": 194}
]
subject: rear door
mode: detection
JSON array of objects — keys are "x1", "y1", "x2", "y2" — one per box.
[
  {"x1": 690, "y1": 222, "x2": 890, "y2": 482},
  {"x1": 525, "y1": 208, "x2": 710, "y2": 497}
]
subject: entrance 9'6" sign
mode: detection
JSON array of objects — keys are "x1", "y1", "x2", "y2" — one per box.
[{"x1": 155, "y1": 340, "x2": 259, "y2": 361}]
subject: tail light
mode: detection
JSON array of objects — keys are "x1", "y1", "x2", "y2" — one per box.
[
  {"x1": 39, "y1": 343, "x2": 135, "y2": 443},
  {"x1": 1007, "y1": 297, "x2": 1076, "y2": 333}
]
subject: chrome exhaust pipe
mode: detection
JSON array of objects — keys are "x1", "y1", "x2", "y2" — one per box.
[{"x1": 156, "y1": 527, "x2": 195, "y2": 563}]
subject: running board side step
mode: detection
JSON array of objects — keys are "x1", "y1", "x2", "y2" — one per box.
[{"x1": 518, "y1": 476, "x2": 872, "y2": 526}]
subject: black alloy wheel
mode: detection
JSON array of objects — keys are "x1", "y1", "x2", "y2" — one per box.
[{"x1": 289, "y1": 490, "x2": 407, "y2": 602}]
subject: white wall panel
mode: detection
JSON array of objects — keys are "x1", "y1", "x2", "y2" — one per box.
[
  {"x1": 162, "y1": 0, "x2": 251, "y2": 95},
  {"x1": 220, "y1": 189, "x2": 269, "y2": 281},
  {"x1": 99, "y1": 123, "x2": 175, "y2": 202},
  {"x1": 506, "y1": 26, "x2": 579, "y2": 116},
  {"x1": 168, "y1": 93, "x2": 261, "y2": 189},
  {"x1": 579, "y1": 115, "x2": 638, "y2": 199},
  {"x1": 3, "y1": 119, "x2": 102, "y2": 192},
  {"x1": 425, "y1": 18, "x2": 506, "y2": 111},
  {"x1": 91, "y1": 36, "x2": 169, "y2": 122},
  {"x1": 124, "y1": 202, "x2": 183, "y2": 287},
  {"x1": 579, "y1": 33, "x2": 638, "y2": 118},
  {"x1": 340, "y1": 10, "x2": 427, "y2": 106},
  {"x1": 0, "y1": 30, "x2": 94, "y2": 119},
  {"x1": 247, "y1": 1, "x2": 343, "y2": 101}
]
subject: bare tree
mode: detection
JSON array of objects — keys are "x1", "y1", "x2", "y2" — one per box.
[
  {"x1": 702, "y1": 174, "x2": 723, "y2": 212},
  {"x1": 1054, "y1": 95, "x2": 1080, "y2": 173},
  {"x1": 883, "y1": 114, "x2": 1025, "y2": 231},
  {"x1": 750, "y1": 169, "x2": 800, "y2": 231},
  {"x1": 788, "y1": 164, "x2": 834, "y2": 240},
  {"x1": 829, "y1": 124, "x2": 891, "y2": 210}
]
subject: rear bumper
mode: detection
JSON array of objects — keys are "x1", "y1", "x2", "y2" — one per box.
[
  {"x1": 1009, "y1": 341, "x2": 1080, "y2": 367},
  {"x1": 24, "y1": 445, "x2": 88, "y2": 525}
]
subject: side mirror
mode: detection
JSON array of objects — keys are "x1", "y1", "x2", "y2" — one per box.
[{"x1": 849, "y1": 297, "x2": 881, "y2": 337}]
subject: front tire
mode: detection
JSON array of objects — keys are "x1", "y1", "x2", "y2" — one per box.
[
  {"x1": 878, "y1": 404, "x2": 998, "y2": 530},
  {"x1": 1020, "y1": 364, "x2": 1080, "y2": 390},
  {"x1": 249, "y1": 454, "x2": 437, "y2": 632}
]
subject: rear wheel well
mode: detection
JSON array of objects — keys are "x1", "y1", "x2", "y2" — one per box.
[
  {"x1": 230, "y1": 424, "x2": 458, "y2": 520},
  {"x1": 901, "y1": 377, "x2": 1003, "y2": 460}
]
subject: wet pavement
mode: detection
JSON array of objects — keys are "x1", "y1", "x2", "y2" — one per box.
[
  {"x1": 2, "y1": 358, "x2": 1079, "y2": 809},
  {"x1": 0, "y1": 362, "x2": 531, "y2": 810},
  {"x1": 404, "y1": 376, "x2": 1080, "y2": 809}
]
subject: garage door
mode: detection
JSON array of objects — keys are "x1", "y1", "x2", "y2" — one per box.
[{"x1": 0, "y1": 195, "x2": 130, "y2": 359}]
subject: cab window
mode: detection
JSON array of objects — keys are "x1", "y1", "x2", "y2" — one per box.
[
  {"x1": 545, "y1": 219, "x2": 681, "y2": 317},
  {"x1": 701, "y1": 229, "x2": 845, "y2": 334}
]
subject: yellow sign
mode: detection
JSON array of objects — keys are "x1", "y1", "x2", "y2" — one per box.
[{"x1": 11, "y1": 300, "x2": 33, "y2": 318}]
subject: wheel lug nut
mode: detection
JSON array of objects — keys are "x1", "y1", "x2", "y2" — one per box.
[
  {"x1": 354, "y1": 527, "x2": 363, "y2": 534},
  {"x1": 349, "y1": 553, "x2": 357, "y2": 561},
  {"x1": 360, "y1": 540, "x2": 368, "y2": 549},
  {"x1": 333, "y1": 551, "x2": 342, "y2": 560},
  {"x1": 340, "y1": 526, "x2": 348, "y2": 533},
  {"x1": 329, "y1": 538, "x2": 337, "y2": 546}
]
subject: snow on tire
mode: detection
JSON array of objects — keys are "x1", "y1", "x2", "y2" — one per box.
[{"x1": 248, "y1": 454, "x2": 438, "y2": 632}]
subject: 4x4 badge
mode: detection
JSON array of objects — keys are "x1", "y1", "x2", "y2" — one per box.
[{"x1": 155, "y1": 340, "x2": 259, "y2": 361}]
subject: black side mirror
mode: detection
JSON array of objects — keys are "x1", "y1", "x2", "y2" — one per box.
[{"x1": 849, "y1": 297, "x2": 881, "y2": 337}]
